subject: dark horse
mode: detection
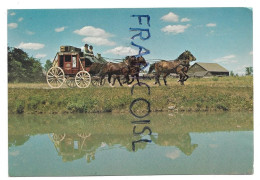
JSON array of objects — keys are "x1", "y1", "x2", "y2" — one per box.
[
  {"x1": 98, "y1": 56, "x2": 147, "y2": 87},
  {"x1": 148, "y1": 50, "x2": 196, "y2": 85},
  {"x1": 88, "y1": 62, "x2": 107, "y2": 85},
  {"x1": 121, "y1": 56, "x2": 147, "y2": 86}
]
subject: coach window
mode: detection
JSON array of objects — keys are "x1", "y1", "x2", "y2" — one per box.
[
  {"x1": 72, "y1": 55, "x2": 77, "y2": 68},
  {"x1": 65, "y1": 55, "x2": 71, "y2": 62}
]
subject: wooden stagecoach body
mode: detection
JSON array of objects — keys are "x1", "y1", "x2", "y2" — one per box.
[
  {"x1": 46, "y1": 46, "x2": 106, "y2": 88},
  {"x1": 56, "y1": 52, "x2": 87, "y2": 75}
]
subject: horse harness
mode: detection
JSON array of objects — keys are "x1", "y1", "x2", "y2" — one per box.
[{"x1": 175, "y1": 59, "x2": 190, "y2": 70}]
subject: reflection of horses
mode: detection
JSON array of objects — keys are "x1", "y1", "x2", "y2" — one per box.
[
  {"x1": 148, "y1": 50, "x2": 196, "y2": 85},
  {"x1": 151, "y1": 133, "x2": 198, "y2": 156},
  {"x1": 98, "y1": 56, "x2": 147, "y2": 87}
]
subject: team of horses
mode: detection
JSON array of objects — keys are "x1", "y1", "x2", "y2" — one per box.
[{"x1": 89, "y1": 50, "x2": 196, "y2": 86}]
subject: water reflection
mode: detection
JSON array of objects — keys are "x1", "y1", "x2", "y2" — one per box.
[
  {"x1": 49, "y1": 133, "x2": 94, "y2": 162},
  {"x1": 9, "y1": 112, "x2": 253, "y2": 164}
]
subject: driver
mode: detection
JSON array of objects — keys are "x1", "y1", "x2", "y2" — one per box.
[{"x1": 83, "y1": 44, "x2": 90, "y2": 56}]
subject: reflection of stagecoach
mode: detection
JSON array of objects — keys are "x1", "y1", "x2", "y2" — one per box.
[
  {"x1": 48, "y1": 133, "x2": 94, "y2": 162},
  {"x1": 46, "y1": 45, "x2": 107, "y2": 88}
]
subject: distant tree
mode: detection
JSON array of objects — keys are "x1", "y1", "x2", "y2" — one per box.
[
  {"x1": 245, "y1": 67, "x2": 253, "y2": 76},
  {"x1": 8, "y1": 47, "x2": 44, "y2": 82},
  {"x1": 230, "y1": 71, "x2": 234, "y2": 76},
  {"x1": 44, "y1": 59, "x2": 52, "y2": 72}
]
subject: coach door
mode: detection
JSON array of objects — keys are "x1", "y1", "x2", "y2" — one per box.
[{"x1": 64, "y1": 55, "x2": 72, "y2": 74}]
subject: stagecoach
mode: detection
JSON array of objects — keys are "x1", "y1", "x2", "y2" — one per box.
[{"x1": 46, "y1": 45, "x2": 107, "y2": 88}]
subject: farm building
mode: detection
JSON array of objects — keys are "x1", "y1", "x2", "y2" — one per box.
[{"x1": 188, "y1": 62, "x2": 229, "y2": 77}]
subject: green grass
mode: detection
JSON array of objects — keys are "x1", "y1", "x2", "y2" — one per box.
[{"x1": 8, "y1": 76, "x2": 253, "y2": 114}]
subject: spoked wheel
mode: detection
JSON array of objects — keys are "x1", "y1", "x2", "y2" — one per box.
[
  {"x1": 77, "y1": 133, "x2": 91, "y2": 138},
  {"x1": 48, "y1": 133, "x2": 66, "y2": 142},
  {"x1": 46, "y1": 67, "x2": 65, "y2": 88},
  {"x1": 91, "y1": 76, "x2": 106, "y2": 86},
  {"x1": 75, "y1": 71, "x2": 91, "y2": 88},
  {"x1": 66, "y1": 77, "x2": 76, "y2": 88}
]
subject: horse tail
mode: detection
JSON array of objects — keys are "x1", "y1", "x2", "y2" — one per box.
[{"x1": 148, "y1": 63, "x2": 155, "y2": 74}]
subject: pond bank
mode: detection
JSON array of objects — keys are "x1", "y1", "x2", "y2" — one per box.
[{"x1": 8, "y1": 77, "x2": 253, "y2": 114}]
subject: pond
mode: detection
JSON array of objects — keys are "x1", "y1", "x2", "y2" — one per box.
[{"x1": 8, "y1": 112, "x2": 253, "y2": 176}]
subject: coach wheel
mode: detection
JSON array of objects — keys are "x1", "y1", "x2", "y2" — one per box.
[
  {"x1": 66, "y1": 77, "x2": 76, "y2": 88},
  {"x1": 91, "y1": 77, "x2": 106, "y2": 86},
  {"x1": 46, "y1": 67, "x2": 65, "y2": 88},
  {"x1": 75, "y1": 71, "x2": 91, "y2": 88}
]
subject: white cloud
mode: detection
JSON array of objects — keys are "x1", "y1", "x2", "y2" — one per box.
[
  {"x1": 161, "y1": 12, "x2": 179, "y2": 22},
  {"x1": 206, "y1": 23, "x2": 217, "y2": 27},
  {"x1": 213, "y1": 54, "x2": 237, "y2": 64},
  {"x1": 74, "y1": 26, "x2": 115, "y2": 46},
  {"x1": 105, "y1": 46, "x2": 138, "y2": 56},
  {"x1": 206, "y1": 30, "x2": 215, "y2": 36},
  {"x1": 74, "y1": 26, "x2": 113, "y2": 38},
  {"x1": 55, "y1": 26, "x2": 66, "y2": 32},
  {"x1": 181, "y1": 18, "x2": 191, "y2": 22},
  {"x1": 161, "y1": 24, "x2": 191, "y2": 34},
  {"x1": 8, "y1": 23, "x2": 18, "y2": 29},
  {"x1": 35, "y1": 54, "x2": 47, "y2": 58},
  {"x1": 10, "y1": 12, "x2": 16, "y2": 16},
  {"x1": 82, "y1": 37, "x2": 116, "y2": 46},
  {"x1": 26, "y1": 30, "x2": 35, "y2": 35},
  {"x1": 17, "y1": 42, "x2": 45, "y2": 50},
  {"x1": 222, "y1": 55, "x2": 236, "y2": 59},
  {"x1": 18, "y1": 17, "x2": 24, "y2": 22}
]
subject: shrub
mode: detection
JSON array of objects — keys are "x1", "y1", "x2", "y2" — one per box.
[{"x1": 16, "y1": 100, "x2": 25, "y2": 114}]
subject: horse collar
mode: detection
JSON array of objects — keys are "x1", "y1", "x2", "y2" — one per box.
[{"x1": 124, "y1": 61, "x2": 129, "y2": 66}]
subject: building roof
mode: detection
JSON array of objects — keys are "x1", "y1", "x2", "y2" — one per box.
[
  {"x1": 193, "y1": 71, "x2": 208, "y2": 77},
  {"x1": 194, "y1": 62, "x2": 229, "y2": 72}
]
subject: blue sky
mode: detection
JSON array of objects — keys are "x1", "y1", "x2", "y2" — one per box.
[{"x1": 7, "y1": 8, "x2": 253, "y2": 74}]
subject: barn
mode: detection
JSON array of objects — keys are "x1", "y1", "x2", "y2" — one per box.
[{"x1": 188, "y1": 62, "x2": 229, "y2": 77}]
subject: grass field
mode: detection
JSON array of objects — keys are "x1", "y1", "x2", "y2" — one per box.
[{"x1": 8, "y1": 76, "x2": 253, "y2": 114}]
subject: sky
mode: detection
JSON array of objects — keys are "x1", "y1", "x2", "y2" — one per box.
[{"x1": 7, "y1": 8, "x2": 253, "y2": 75}]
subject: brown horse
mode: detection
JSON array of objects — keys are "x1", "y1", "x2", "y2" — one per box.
[
  {"x1": 121, "y1": 56, "x2": 147, "y2": 86},
  {"x1": 98, "y1": 56, "x2": 146, "y2": 87},
  {"x1": 88, "y1": 63, "x2": 106, "y2": 75},
  {"x1": 148, "y1": 50, "x2": 196, "y2": 85}
]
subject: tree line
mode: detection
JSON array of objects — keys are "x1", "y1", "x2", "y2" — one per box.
[
  {"x1": 8, "y1": 47, "x2": 52, "y2": 83},
  {"x1": 230, "y1": 67, "x2": 253, "y2": 77}
]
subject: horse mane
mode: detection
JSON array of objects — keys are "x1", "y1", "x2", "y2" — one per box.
[{"x1": 177, "y1": 50, "x2": 191, "y2": 60}]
